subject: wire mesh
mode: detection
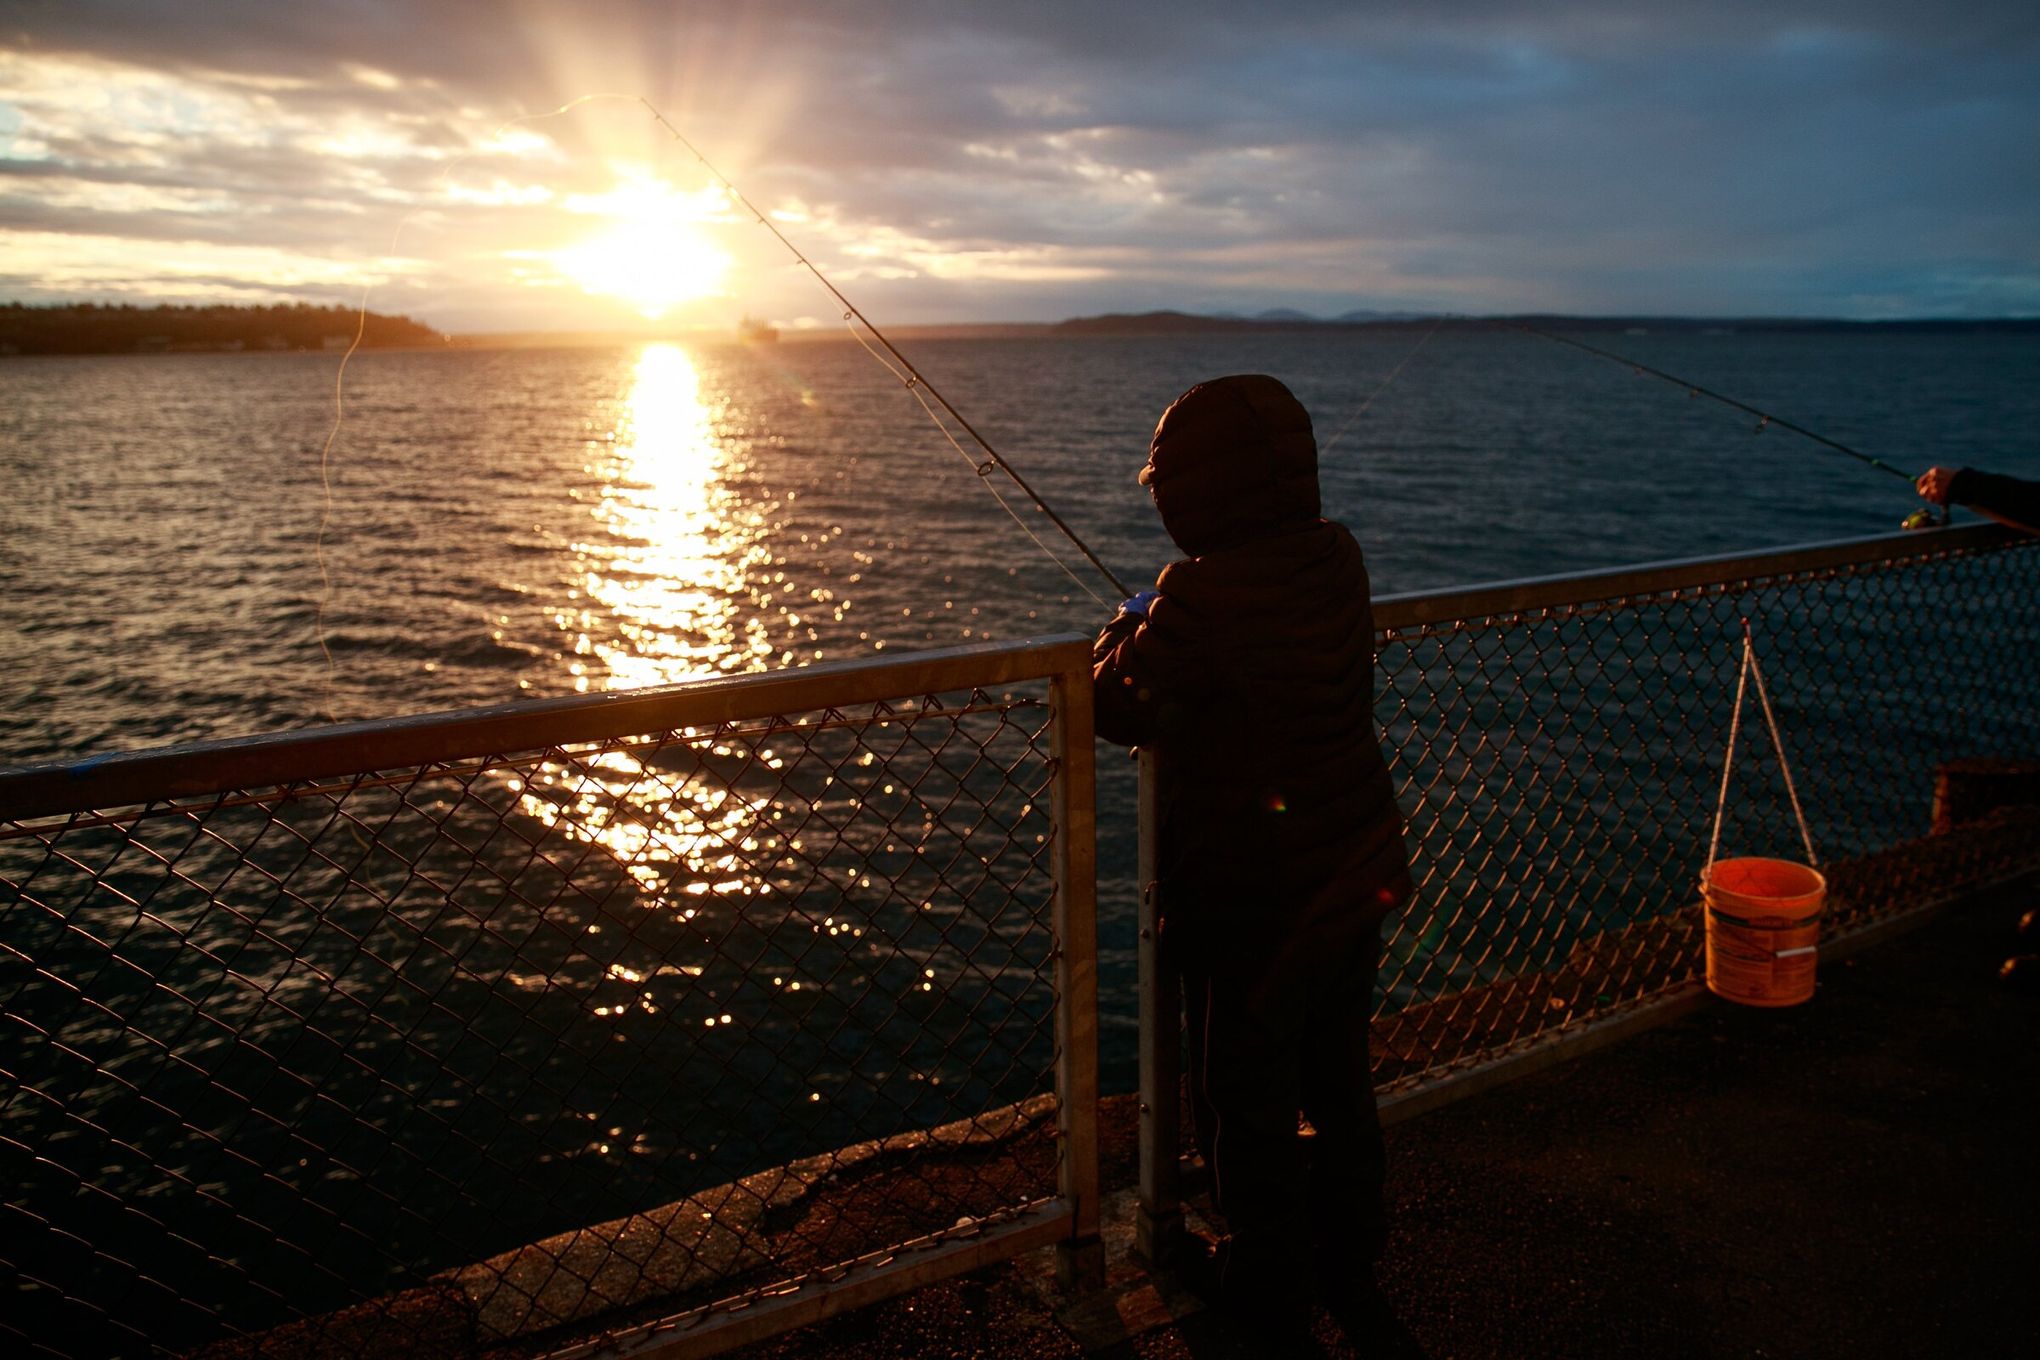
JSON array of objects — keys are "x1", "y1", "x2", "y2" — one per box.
[
  {"x1": 1, "y1": 646, "x2": 1089, "y2": 1359},
  {"x1": 1370, "y1": 529, "x2": 2040, "y2": 1086}
]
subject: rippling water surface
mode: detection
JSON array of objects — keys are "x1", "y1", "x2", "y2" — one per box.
[
  {"x1": 5, "y1": 330, "x2": 2034, "y2": 765},
  {"x1": 6, "y1": 331, "x2": 2037, "y2": 1073},
  {"x1": 3, "y1": 330, "x2": 2036, "y2": 1343}
]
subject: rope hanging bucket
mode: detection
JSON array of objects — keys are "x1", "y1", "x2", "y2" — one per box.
[{"x1": 1703, "y1": 623, "x2": 1824, "y2": 1007}]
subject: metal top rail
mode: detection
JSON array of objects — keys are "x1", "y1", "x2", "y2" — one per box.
[
  {"x1": 0, "y1": 633, "x2": 1094, "y2": 823},
  {"x1": 1373, "y1": 523, "x2": 2024, "y2": 629}
]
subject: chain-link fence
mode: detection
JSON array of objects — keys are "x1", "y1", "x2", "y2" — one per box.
[
  {"x1": 1137, "y1": 525, "x2": 2040, "y2": 1255},
  {"x1": 13, "y1": 529, "x2": 2040, "y2": 1351},
  {"x1": 0, "y1": 638, "x2": 1101, "y2": 1360}
]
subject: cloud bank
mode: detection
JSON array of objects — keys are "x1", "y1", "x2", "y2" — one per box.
[{"x1": 4, "y1": 1, "x2": 2037, "y2": 328}]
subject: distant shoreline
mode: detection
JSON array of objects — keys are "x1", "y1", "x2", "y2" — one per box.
[
  {"x1": 453, "y1": 311, "x2": 2040, "y2": 348},
  {"x1": 0, "y1": 302, "x2": 443, "y2": 357},
  {"x1": 7, "y1": 303, "x2": 2034, "y2": 357},
  {"x1": 447, "y1": 322, "x2": 1059, "y2": 348},
  {"x1": 1043, "y1": 309, "x2": 2040, "y2": 338}
]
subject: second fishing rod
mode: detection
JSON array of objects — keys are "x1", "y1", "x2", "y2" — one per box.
[{"x1": 1501, "y1": 321, "x2": 1943, "y2": 525}]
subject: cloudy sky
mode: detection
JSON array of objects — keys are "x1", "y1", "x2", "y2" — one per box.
[{"x1": 4, "y1": 1, "x2": 2036, "y2": 333}]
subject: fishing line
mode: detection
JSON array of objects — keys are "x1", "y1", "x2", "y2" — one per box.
[
  {"x1": 1504, "y1": 321, "x2": 1918, "y2": 484},
  {"x1": 1318, "y1": 315, "x2": 1444, "y2": 457},
  {"x1": 640, "y1": 97, "x2": 1135, "y2": 600},
  {"x1": 314, "y1": 304, "x2": 367, "y2": 700},
  {"x1": 315, "y1": 92, "x2": 639, "y2": 717},
  {"x1": 840, "y1": 314, "x2": 1112, "y2": 608}
]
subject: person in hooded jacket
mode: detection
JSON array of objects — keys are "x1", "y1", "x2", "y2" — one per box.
[
  {"x1": 1092, "y1": 374, "x2": 1414, "y2": 1346},
  {"x1": 1915, "y1": 465, "x2": 2039, "y2": 995}
]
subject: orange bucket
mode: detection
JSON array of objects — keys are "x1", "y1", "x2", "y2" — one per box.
[{"x1": 1702, "y1": 857, "x2": 1825, "y2": 1007}]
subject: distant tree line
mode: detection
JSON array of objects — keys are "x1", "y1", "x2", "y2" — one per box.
[{"x1": 0, "y1": 302, "x2": 446, "y2": 355}]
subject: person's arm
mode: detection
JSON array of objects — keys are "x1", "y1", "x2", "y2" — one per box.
[
  {"x1": 1091, "y1": 590, "x2": 1169, "y2": 747},
  {"x1": 1917, "y1": 466, "x2": 2040, "y2": 534}
]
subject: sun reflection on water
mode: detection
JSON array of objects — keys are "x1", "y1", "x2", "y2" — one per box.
[
  {"x1": 520, "y1": 343, "x2": 780, "y2": 939},
  {"x1": 579, "y1": 342, "x2": 751, "y2": 691},
  {"x1": 467, "y1": 343, "x2": 1026, "y2": 1155},
  {"x1": 505, "y1": 345, "x2": 977, "y2": 1102}
]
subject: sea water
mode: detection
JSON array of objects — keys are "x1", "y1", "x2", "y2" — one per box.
[
  {"x1": 5, "y1": 330, "x2": 2035, "y2": 764},
  {"x1": 5, "y1": 328, "x2": 2037, "y2": 1088},
  {"x1": 1, "y1": 330, "x2": 2035, "y2": 1340}
]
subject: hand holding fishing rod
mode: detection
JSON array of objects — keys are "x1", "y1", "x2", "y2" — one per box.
[
  {"x1": 1914, "y1": 464, "x2": 2040, "y2": 535},
  {"x1": 640, "y1": 98, "x2": 1133, "y2": 601}
]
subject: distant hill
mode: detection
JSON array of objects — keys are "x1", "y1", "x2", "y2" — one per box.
[
  {"x1": 1052, "y1": 309, "x2": 1468, "y2": 335},
  {"x1": 1334, "y1": 308, "x2": 1435, "y2": 323},
  {"x1": 0, "y1": 303, "x2": 446, "y2": 356},
  {"x1": 1052, "y1": 309, "x2": 2040, "y2": 337}
]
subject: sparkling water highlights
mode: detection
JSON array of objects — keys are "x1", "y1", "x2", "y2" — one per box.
[
  {"x1": 9, "y1": 330, "x2": 2031, "y2": 764},
  {"x1": 577, "y1": 342, "x2": 754, "y2": 689}
]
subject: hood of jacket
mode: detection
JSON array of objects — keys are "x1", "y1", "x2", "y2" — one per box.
[{"x1": 1139, "y1": 373, "x2": 1322, "y2": 556}]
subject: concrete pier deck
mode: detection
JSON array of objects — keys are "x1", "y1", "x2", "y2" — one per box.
[{"x1": 725, "y1": 879, "x2": 2039, "y2": 1359}]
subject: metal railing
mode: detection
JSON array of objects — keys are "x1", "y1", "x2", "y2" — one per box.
[
  {"x1": 11, "y1": 526, "x2": 2039, "y2": 1351},
  {"x1": 1137, "y1": 524, "x2": 2040, "y2": 1258},
  {"x1": 0, "y1": 636, "x2": 1102, "y2": 1360}
]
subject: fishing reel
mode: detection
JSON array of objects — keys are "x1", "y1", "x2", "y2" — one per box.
[{"x1": 1900, "y1": 507, "x2": 1949, "y2": 531}]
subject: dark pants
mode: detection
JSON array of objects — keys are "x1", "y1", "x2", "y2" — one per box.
[{"x1": 1178, "y1": 898, "x2": 1386, "y2": 1308}]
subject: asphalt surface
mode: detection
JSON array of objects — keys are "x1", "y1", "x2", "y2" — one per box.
[{"x1": 731, "y1": 879, "x2": 2039, "y2": 1360}]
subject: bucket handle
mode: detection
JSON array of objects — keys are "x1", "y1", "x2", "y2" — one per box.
[{"x1": 1707, "y1": 620, "x2": 1819, "y2": 872}]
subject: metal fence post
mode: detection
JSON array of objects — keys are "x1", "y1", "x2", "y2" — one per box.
[
  {"x1": 1133, "y1": 746, "x2": 1183, "y2": 1265},
  {"x1": 1049, "y1": 660, "x2": 1105, "y2": 1292}
]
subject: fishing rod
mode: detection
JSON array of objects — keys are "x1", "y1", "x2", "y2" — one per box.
[
  {"x1": 641, "y1": 98, "x2": 1134, "y2": 600},
  {"x1": 1503, "y1": 320, "x2": 1926, "y2": 490}
]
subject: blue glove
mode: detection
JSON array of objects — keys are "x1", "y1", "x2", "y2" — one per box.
[{"x1": 1118, "y1": 590, "x2": 1160, "y2": 619}]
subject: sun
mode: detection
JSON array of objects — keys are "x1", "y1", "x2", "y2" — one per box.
[{"x1": 549, "y1": 177, "x2": 733, "y2": 319}]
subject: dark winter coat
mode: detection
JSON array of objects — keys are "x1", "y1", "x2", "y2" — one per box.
[
  {"x1": 1948, "y1": 468, "x2": 2040, "y2": 529},
  {"x1": 1091, "y1": 375, "x2": 1411, "y2": 938}
]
